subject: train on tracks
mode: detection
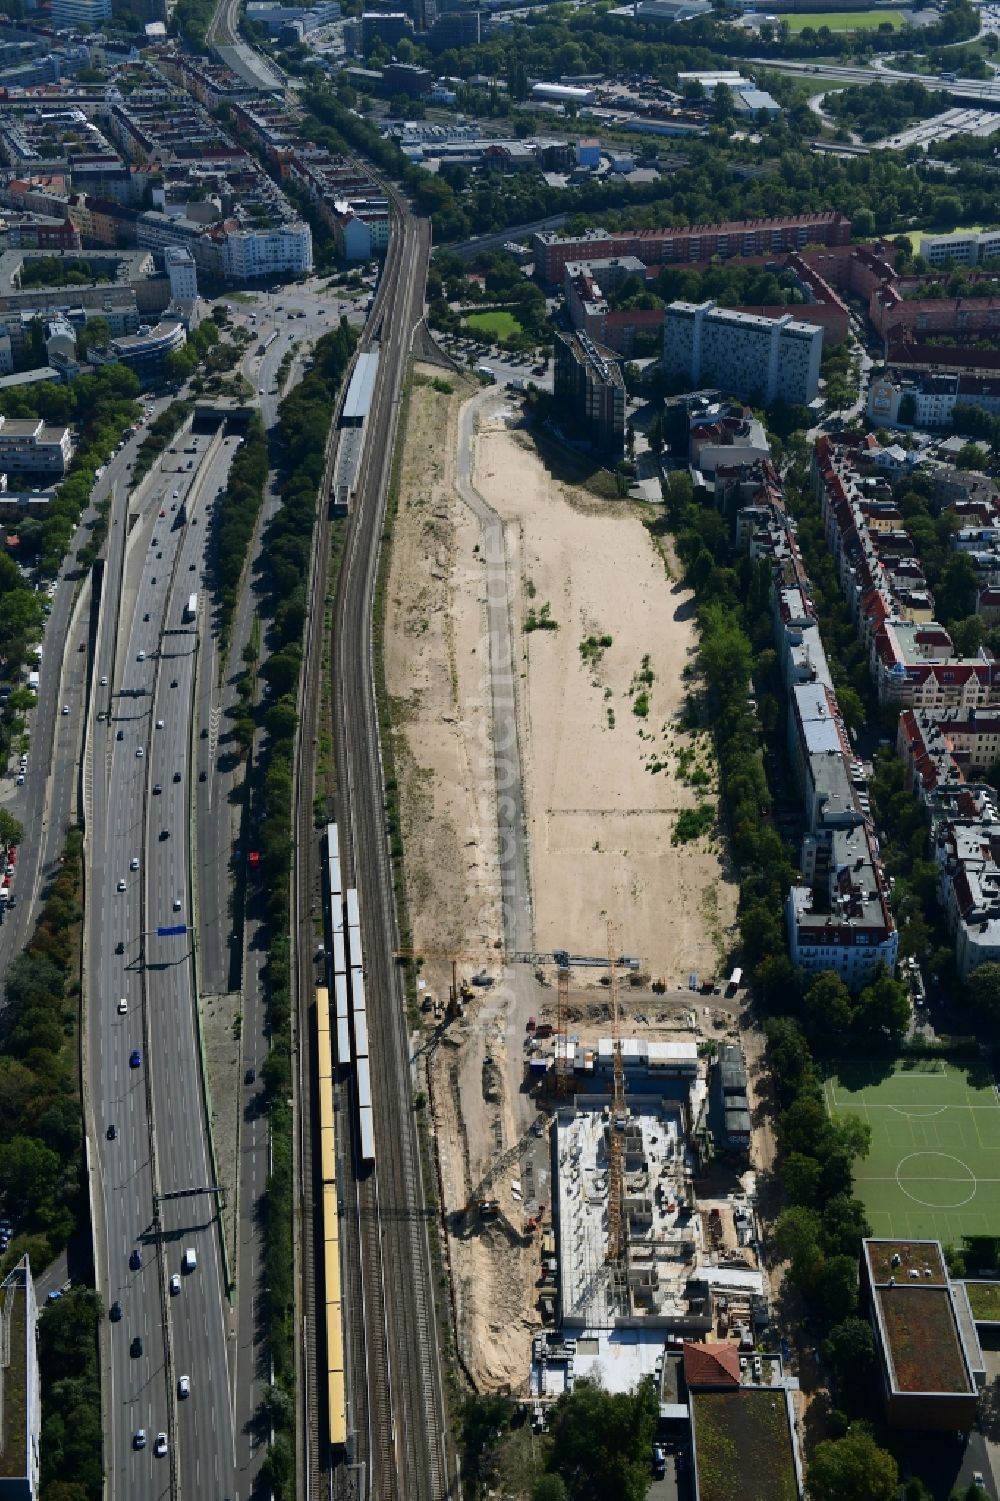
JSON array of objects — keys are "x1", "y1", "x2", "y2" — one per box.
[
  {"x1": 315, "y1": 820, "x2": 377, "y2": 1454},
  {"x1": 325, "y1": 821, "x2": 375, "y2": 1165},
  {"x1": 315, "y1": 985, "x2": 346, "y2": 1450}
]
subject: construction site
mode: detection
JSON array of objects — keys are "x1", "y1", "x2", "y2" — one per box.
[{"x1": 383, "y1": 373, "x2": 760, "y2": 1411}]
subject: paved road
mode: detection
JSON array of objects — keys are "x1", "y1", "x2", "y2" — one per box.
[
  {"x1": 754, "y1": 54, "x2": 1000, "y2": 100},
  {"x1": 89, "y1": 425, "x2": 236, "y2": 1501},
  {"x1": 456, "y1": 389, "x2": 534, "y2": 955},
  {"x1": 0, "y1": 405, "x2": 171, "y2": 970}
]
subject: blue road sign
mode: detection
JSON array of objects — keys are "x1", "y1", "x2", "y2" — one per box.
[{"x1": 157, "y1": 924, "x2": 188, "y2": 936}]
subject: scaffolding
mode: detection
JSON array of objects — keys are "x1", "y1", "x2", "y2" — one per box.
[
  {"x1": 606, "y1": 925, "x2": 628, "y2": 1295},
  {"x1": 554, "y1": 965, "x2": 573, "y2": 1096}
]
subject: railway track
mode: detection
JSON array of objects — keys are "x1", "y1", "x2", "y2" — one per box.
[{"x1": 328, "y1": 200, "x2": 451, "y2": 1499}]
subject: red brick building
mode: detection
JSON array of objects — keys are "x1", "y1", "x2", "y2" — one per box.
[{"x1": 533, "y1": 212, "x2": 852, "y2": 284}]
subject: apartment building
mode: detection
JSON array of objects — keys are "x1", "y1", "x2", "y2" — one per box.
[
  {"x1": 165, "y1": 244, "x2": 197, "y2": 302},
  {"x1": 868, "y1": 372, "x2": 1000, "y2": 429},
  {"x1": 664, "y1": 299, "x2": 823, "y2": 406},
  {"x1": 772, "y1": 579, "x2": 897, "y2": 987},
  {"x1": 533, "y1": 211, "x2": 852, "y2": 285},
  {"x1": 553, "y1": 329, "x2": 625, "y2": 454},
  {"x1": 0, "y1": 414, "x2": 72, "y2": 475},
  {"x1": 222, "y1": 222, "x2": 312, "y2": 280}
]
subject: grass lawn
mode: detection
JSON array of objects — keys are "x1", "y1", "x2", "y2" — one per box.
[
  {"x1": 692, "y1": 1390, "x2": 798, "y2": 1501},
  {"x1": 966, "y1": 1281, "x2": 1000, "y2": 1320},
  {"x1": 464, "y1": 309, "x2": 524, "y2": 341},
  {"x1": 825, "y1": 1056, "x2": 1000, "y2": 1243},
  {"x1": 785, "y1": 7, "x2": 903, "y2": 28}
]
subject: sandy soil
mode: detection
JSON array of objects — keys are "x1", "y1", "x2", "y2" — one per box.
[
  {"x1": 383, "y1": 367, "x2": 503, "y2": 982},
  {"x1": 472, "y1": 408, "x2": 738, "y2": 983}
]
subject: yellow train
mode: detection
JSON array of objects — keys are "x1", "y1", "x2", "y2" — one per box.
[{"x1": 316, "y1": 988, "x2": 346, "y2": 1450}]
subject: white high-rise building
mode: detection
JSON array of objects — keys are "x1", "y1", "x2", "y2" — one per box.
[
  {"x1": 663, "y1": 299, "x2": 823, "y2": 406},
  {"x1": 165, "y1": 245, "x2": 198, "y2": 303},
  {"x1": 221, "y1": 223, "x2": 312, "y2": 282}
]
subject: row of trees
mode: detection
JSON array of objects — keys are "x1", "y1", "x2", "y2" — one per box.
[
  {"x1": 0, "y1": 830, "x2": 85, "y2": 1268},
  {"x1": 38, "y1": 1287, "x2": 103, "y2": 1501},
  {"x1": 307, "y1": 81, "x2": 1000, "y2": 249},
  {"x1": 211, "y1": 414, "x2": 268, "y2": 646},
  {"x1": 249, "y1": 320, "x2": 357, "y2": 1499},
  {"x1": 130, "y1": 398, "x2": 193, "y2": 487}
]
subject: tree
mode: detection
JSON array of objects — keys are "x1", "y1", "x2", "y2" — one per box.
[
  {"x1": 821, "y1": 1317, "x2": 874, "y2": 1399},
  {"x1": 807, "y1": 1428, "x2": 899, "y2": 1501},
  {"x1": 547, "y1": 1378, "x2": 658, "y2": 1501},
  {"x1": 0, "y1": 809, "x2": 23, "y2": 847},
  {"x1": 854, "y1": 967, "x2": 910, "y2": 1041},
  {"x1": 968, "y1": 961, "x2": 1000, "y2": 1021},
  {"x1": 533, "y1": 1479, "x2": 569, "y2": 1501},
  {"x1": 802, "y1": 971, "x2": 854, "y2": 1041}
]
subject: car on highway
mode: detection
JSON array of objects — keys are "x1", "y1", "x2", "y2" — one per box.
[
  {"x1": 143, "y1": 613, "x2": 150, "y2": 622},
  {"x1": 156, "y1": 719, "x2": 164, "y2": 729},
  {"x1": 154, "y1": 1434, "x2": 167, "y2": 1459},
  {"x1": 245, "y1": 1068, "x2": 256, "y2": 1084},
  {"x1": 170, "y1": 679, "x2": 178, "y2": 688},
  {"x1": 178, "y1": 1375, "x2": 190, "y2": 1399},
  {"x1": 100, "y1": 675, "x2": 108, "y2": 687},
  {"x1": 106, "y1": 1123, "x2": 117, "y2": 1140},
  {"x1": 199, "y1": 770, "x2": 206, "y2": 781},
  {"x1": 153, "y1": 782, "x2": 162, "y2": 794},
  {"x1": 110, "y1": 1300, "x2": 121, "y2": 1321},
  {"x1": 118, "y1": 997, "x2": 128, "y2": 1014},
  {"x1": 130, "y1": 1336, "x2": 142, "y2": 1358},
  {"x1": 169, "y1": 1273, "x2": 181, "y2": 1296},
  {"x1": 173, "y1": 898, "x2": 182, "y2": 911},
  {"x1": 116, "y1": 729, "x2": 124, "y2": 741},
  {"x1": 117, "y1": 878, "x2": 126, "y2": 892},
  {"x1": 137, "y1": 651, "x2": 145, "y2": 662},
  {"x1": 61, "y1": 704, "x2": 69, "y2": 716},
  {"x1": 129, "y1": 1048, "x2": 141, "y2": 1068},
  {"x1": 136, "y1": 748, "x2": 144, "y2": 759},
  {"x1": 133, "y1": 1429, "x2": 146, "y2": 1450},
  {"x1": 159, "y1": 830, "x2": 169, "y2": 841},
  {"x1": 129, "y1": 1248, "x2": 141, "y2": 1270},
  {"x1": 159, "y1": 509, "x2": 165, "y2": 517},
  {"x1": 173, "y1": 771, "x2": 181, "y2": 783},
  {"x1": 115, "y1": 940, "x2": 124, "y2": 953},
  {"x1": 130, "y1": 856, "x2": 139, "y2": 870}
]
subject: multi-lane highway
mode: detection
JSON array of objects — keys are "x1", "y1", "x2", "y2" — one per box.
[{"x1": 88, "y1": 423, "x2": 239, "y2": 1499}]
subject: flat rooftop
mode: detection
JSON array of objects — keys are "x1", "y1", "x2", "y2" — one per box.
[
  {"x1": 876, "y1": 1285, "x2": 973, "y2": 1395},
  {"x1": 692, "y1": 1389, "x2": 799, "y2": 1501}
]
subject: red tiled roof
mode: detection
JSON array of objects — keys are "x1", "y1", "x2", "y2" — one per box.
[{"x1": 683, "y1": 1341, "x2": 741, "y2": 1388}]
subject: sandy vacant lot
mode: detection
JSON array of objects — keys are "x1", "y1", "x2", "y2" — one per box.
[
  {"x1": 383, "y1": 368, "x2": 503, "y2": 984},
  {"x1": 472, "y1": 405, "x2": 737, "y2": 983}
]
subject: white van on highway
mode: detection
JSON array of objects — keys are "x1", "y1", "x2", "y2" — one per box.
[{"x1": 182, "y1": 1247, "x2": 197, "y2": 1273}]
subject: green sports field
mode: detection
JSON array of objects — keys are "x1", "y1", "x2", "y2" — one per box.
[
  {"x1": 464, "y1": 309, "x2": 523, "y2": 341},
  {"x1": 825, "y1": 1057, "x2": 1000, "y2": 1243},
  {"x1": 785, "y1": 8, "x2": 902, "y2": 28}
]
